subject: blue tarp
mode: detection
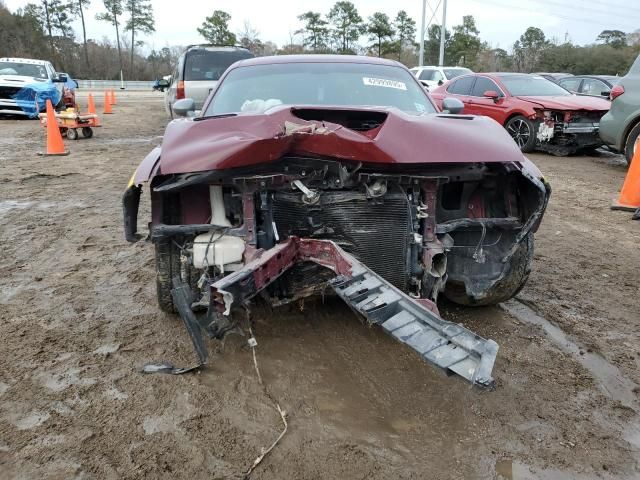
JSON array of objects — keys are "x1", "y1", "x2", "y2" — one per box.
[
  {"x1": 64, "y1": 75, "x2": 77, "y2": 90},
  {"x1": 12, "y1": 81, "x2": 61, "y2": 118}
]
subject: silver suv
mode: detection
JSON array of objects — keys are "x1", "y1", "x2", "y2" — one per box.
[
  {"x1": 599, "y1": 54, "x2": 640, "y2": 165},
  {"x1": 162, "y1": 45, "x2": 254, "y2": 118}
]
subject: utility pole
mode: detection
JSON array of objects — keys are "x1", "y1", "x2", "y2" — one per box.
[
  {"x1": 419, "y1": 0, "x2": 427, "y2": 66},
  {"x1": 438, "y1": 0, "x2": 447, "y2": 66}
]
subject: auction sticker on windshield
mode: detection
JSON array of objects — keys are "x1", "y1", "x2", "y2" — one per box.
[{"x1": 362, "y1": 77, "x2": 407, "y2": 90}]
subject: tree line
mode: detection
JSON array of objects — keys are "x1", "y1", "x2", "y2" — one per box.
[
  {"x1": 0, "y1": 0, "x2": 160, "y2": 80},
  {"x1": 1, "y1": 0, "x2": 639, "y2": 81}
]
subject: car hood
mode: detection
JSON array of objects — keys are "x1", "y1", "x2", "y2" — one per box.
[
  {"x1": 158, "y1": 105, "x2": 526, "y2": 175},
  {"x1": 515, "y1": 95, "x2": 610, "y2": 111},
  {"x1": 0, "y1": 75, "x2": 45, "y2": 85}
]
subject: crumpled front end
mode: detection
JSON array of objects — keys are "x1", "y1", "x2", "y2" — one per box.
[
  {"x1": 124, "y1": 108, "x2": 550, "y2": 388},
  {"x1": 125, "y1": 155, "x2": 548, "y2": 387},
  {"x1": 533, "y1": 108, "x2": 608, "y2": 155}
]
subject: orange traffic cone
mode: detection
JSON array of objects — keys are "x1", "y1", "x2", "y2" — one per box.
[
  {"x1": 111, "y1": 89, "x2": 117, "y2": 105},
  {"x1": 38, "y1": 99, "x2": 69, "y2": 156},
  {"x1": 103, "y1": 91, "x2": 113, "y2": 114},
  {"x1": 87, "y1": 93, "x2": 101, "y2": 126},
  {"x1": 612, "y1": 140, "x2": 640, "y2": 211}
]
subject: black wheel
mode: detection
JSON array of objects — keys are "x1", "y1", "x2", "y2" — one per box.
[
  {"x1": 505, "y1": 115, "x2": 536, "y2": 152},
  {"x1": 624, "y1": 122, "x2": 640, "y2": 167},
  {"x1": 155, "y1": 239, "x2": 181, "y2": 313},
  {"x1": 444, "y1": 233, "x2": 534, "y2": 307},
  {"x1": 155, "y1": 239, "x2": 200, "y2": 313},
  {"x1": 81, "y1": 127, "x2": 93, "y2": 138},
  {"x1": 66, "y1": 128, "x2": 78, "y2": 140}
]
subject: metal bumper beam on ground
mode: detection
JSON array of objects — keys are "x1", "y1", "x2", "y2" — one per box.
[{"x1": 211, "y1": 237, "x2": 498, "y2": 388}]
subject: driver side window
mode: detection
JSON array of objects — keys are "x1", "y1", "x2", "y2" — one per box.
[
  {"x1": 581, "y1": 78, "x2": 607, "y2": 96},
  {"x1": 446, "y1": 76, "x2": 475, "y2": 95}
]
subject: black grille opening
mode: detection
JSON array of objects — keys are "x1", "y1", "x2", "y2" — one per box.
[{"x1": 272, "y1": 190, "x2": 411, "y2": 290}]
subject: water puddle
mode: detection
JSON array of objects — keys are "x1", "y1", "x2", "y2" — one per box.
[
  {"x1": 12, "y1": 411, "x2": 51, "y2": 430},
  {"x1": 495, "y1": 459, "x2": 605, "y2": 480},
  {"x1": 501, "y1": 299, "x2": 638, "y2": 408},
  {"x1": 0, "y1": 199, "x2": 87, "y2": 219},
  {"x1": 0, "y1": 200, "x2": 33, "y2": 216},
  {"x1": 503, "y1": 299, "x2": 640, "y2": 454},
  {"x1": 98, "y1": 137, "x2": 155, "y2": 145}
]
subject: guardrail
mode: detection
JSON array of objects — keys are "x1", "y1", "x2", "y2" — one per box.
[{"x1": 76, "y1": 80, "x2": 155, "y2": 90}]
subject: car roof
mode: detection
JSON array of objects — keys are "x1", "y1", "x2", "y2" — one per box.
[
  {"x1": 565, "y1": 74, "x2": 619, "y2": 81},
  {"x1": 0, "y1": 57, "x2": 48, "y2": 65},
  {"x1": 233, "y1": 54, "x2": 405, "y2": 68},
  {"x1": 185, "y1": 44, "x2": 251, "y2": 52}
]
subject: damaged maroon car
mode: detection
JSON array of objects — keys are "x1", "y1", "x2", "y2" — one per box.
[{"x1": 123, "y1": 56, "x2": 550, "y2": 388}]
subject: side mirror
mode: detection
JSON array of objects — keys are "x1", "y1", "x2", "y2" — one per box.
[
  {"x1": 483, "y1": 90, "x2": 500, "y2": 100},
  {"x1": 442, "y1": 97, "x2": 464, "y2": 114},
  {"x1": 158, "y1": 79, "x2": 170, "y2": 88},
  {"x1": 172, "y1": 98, "x2": 195, "y2": 117},
  {"x1": 438, "y1": 79, "x2": 444, "y2": 86},
  {"x1": 601, "y1": 90, "x2": 611, "y2": 97},
  {"x1": 52, "y1": 73, "x2": 68, "y2": 83}
]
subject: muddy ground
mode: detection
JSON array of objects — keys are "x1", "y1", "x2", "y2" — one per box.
[{"x1": 0, "y1": 92, "x2": 639, "y2": 480}]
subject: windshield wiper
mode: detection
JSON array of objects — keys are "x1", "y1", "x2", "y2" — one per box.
[{"x1": 193, "y1": 113, "x2": 238, "y2": 122}]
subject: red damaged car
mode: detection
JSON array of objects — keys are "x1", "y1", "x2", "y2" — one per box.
[
  {"x1": 430, "y1": 72, "x2": 610, "y2": 155},
  {"x1": 123, "y1": 56, "x2": 550, "y2": 388}
]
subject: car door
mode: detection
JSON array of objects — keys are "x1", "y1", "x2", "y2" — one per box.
[
  {"x1": 444, "y1": 75, "x2": 476, "y2": 112},
  {"x1": 580, "y1": 78, "x2": 610, "y2": 98},
  {"x1": 464, "y1": 76, "x2": 509, "y2": 124}
]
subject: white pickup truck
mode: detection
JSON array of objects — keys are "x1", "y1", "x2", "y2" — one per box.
[{"x1": 0, "y1": 57, "x2": 67, "y2": 116}]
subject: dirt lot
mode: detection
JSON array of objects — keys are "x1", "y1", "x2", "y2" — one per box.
[{"x1": 1, "y1": 92, "x2": 639, "y2": 480}]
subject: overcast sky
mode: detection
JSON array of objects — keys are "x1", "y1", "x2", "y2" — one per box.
[{"x1": 5, "y1": 0, "x2": 640, "y2": 54}]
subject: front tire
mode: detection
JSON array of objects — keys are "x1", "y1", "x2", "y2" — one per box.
[
  {"x1": 444, "y1": 233, "x2": 534, "y2": 307},
  {"x1": 155, "y1": 239, "x2": 180, "y2": 313},
  {"x1": 155, "y1": 239, "x2": 201, "y2": 313},
  {"x1": 505, "y1": 115, "x2": 536, "y2": 153},
  {"x1": 624, "y1": 122, "x2": 640, "y2": 166}
]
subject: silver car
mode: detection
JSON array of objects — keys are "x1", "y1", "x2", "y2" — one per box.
[
  {"x1": 162, "y1": 45, "x2": 254, "y2": 118},
  {"x1": 600, "y1": 54, "x2": 640, "y2": 165}
]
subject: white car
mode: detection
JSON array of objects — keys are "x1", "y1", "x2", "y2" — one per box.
[
  {"x1": 410, "y1": 66, "x2": 473, "y2": 89},
  {"x1": 0, "y1": 57, "x2": 67, "y2": 116}
]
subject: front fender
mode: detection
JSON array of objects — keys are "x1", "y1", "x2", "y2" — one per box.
[
  {"x1": 132, "y1": 146, "x2": 162, "y2": 186},
  {"x1": 123, "y1": 147, "x2": 161, "y2": 243}
]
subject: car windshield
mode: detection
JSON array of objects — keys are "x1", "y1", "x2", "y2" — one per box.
[
  {"x1": 184, "y1": 49, "x2": 254, "y2": 81},
  {"x1": 0, "y1": 62, "x2": 48, "y2": 79},
  {"x1": 206, "y1": 62, "x2": 435, "y2": 116},
  {"x1": 500, "y1": 75, "x2": 572, "y2": 96},
  {"x1": 443, "y1": 68, "x2": 472, "y2": 79}
]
